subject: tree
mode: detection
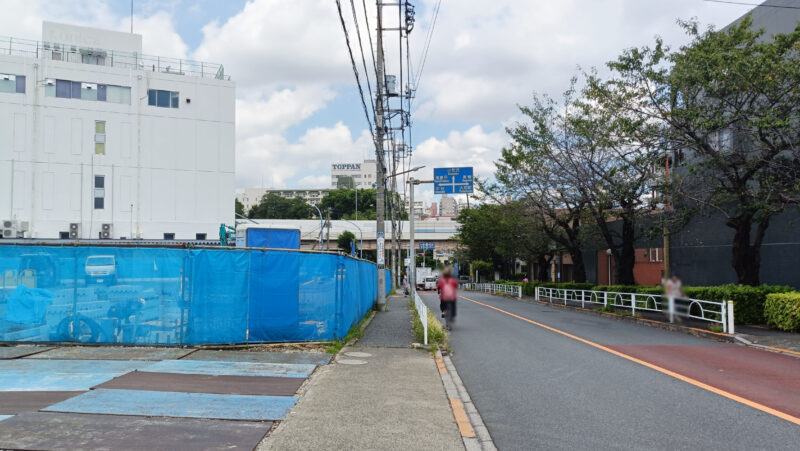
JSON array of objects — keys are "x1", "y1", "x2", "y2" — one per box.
[
  {"x1": 337, "y1": 231, "x2": 357, "y2": 254},
  {"x1": 235, "y1": 199, "x2": 244, "y2": 216},
  {"x1": 490, "y1": 86, "x2": 601, "y2": 282},
  {"x1": 248, "y1": 194, "x2": 312, "y2": 219},
  {"x1": 593, "y1": 17, "x2": 800, "y2": 284},
  {"x1": 318, "y1": 188, "x2": 408, "y2": 220}
]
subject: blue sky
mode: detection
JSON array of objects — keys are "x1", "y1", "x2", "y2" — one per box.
[{"x1": 1, "y1": 0, "x2": 751, "y2": 205}]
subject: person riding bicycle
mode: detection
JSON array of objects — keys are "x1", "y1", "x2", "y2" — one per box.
[{"x1": 437, "y1": 267, "x2": 458, "y2": 322}]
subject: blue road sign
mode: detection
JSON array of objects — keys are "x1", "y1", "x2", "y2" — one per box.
[
  {"x1": 434, "y1": 167, "x2": 473, "y2": 194},
  {"x1": 419, "y1": 242, "x2": 435, "y2": 250}
]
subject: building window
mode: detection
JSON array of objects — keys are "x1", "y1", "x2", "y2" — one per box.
[
  {"x1": 49, "y1": 79, "x2": 130, "y2": 104},
  {"x1": 59, "y1": 231, "x2": 70, "y2": 239},
  {"x1": 148, "y1": 89, "x2": 179, "y2": 108},
  {"x1": 95, "y1": 121, "x2": 106, "y2": 155},
  {"x1": 0, "y1": 74, "x2": 25, "y2": 94},
  {"x1": 196, "y1": 233, "x2": 207, "y2": 240},
  {"x1": 163, "y1": 233, "x2": 175, "y2": 240},
  {"x1": 94, "y1": 175, "x2": 105, "y2": 209}
]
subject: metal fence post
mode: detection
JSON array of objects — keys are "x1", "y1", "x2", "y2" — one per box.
[
  {"x1": 631, "y1": 294, "x2": 636, "y2": 316},
  {"x1": 727, "y1": 300, "x2": 735, "y2": 334},
  {"x1": 581, "y1": 290, "x2": 585, "y2": 309},
  {"x1": 668, "y1": 296, "x2": 675, "y2": 323},
  {"x1": 604, "y1": 291, "x2": 608, "y2": 308},
  {"x1": 535, "y1": 287, "x2": 539, "y2": 301},
  {"x1": 518, "y1": 285, "x2": 522, "y2": 299}
]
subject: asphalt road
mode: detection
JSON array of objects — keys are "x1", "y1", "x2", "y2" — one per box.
[{"x1": 418, "y1": 290, "x2": 800, "y2": 451}]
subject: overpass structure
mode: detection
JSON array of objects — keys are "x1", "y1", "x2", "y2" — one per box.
[{"x1": 244, "y1": 218, "x2": 459, "y2": 253}]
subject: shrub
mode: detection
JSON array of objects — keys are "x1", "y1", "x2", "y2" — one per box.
[
  {"x1": 764, "y1": 293, "x2": 800, "y2": 332},
  {"x1": 507, "y1": 273, "x2": 528, "y2": 282},
  {"x1": 596, "y1": 285, "x2": 664, "y2": 295},
  {"x1": 683, "y1": 284, "x2": 794, "y2": 325}
]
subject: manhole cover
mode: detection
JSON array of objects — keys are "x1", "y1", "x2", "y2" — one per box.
[
  {"x1": 338, "y1": 359, "x2": 367, "y2": 365},
  {"x1": 344, "y1": 352, "x2": 372, "y2": 358}
]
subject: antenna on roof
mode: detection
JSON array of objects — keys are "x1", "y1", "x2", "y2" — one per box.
[{"x1": 130, "y1": 0, "x2": 134, "y2": 33}]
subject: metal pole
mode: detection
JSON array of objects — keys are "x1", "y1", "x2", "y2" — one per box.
[
  {"x1": 310, "y1": 204, "x2": 323, "y2": 250},
  {"x1": 409, "y1": 177, "x2": 416, "y2": 301},
  {"x1": 375, "y1": 0, "x2": 387, "y2": 311}
]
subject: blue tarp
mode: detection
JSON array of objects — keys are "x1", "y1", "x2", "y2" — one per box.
[
  {"x1": 246, "y1": 228, "x2": 301, "y2": 249},
  {"x1": 0, "y1": 245, "x2": 390, "y2": 345}
]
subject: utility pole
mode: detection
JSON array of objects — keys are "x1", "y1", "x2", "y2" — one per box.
[
  {"x1": 326, "y1": 207, "x2": 332, "y2": 251},
  {"x1": 374, "y1": 0, "x2": 387, "y2": 311}
]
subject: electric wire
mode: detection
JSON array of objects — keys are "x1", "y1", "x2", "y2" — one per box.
[
  {"x1": 412, "y1": 0, "x2": 442, "y2": 106},
  {"x1": 335, "y1": 0, "x2": 375, "y2": 137},
  {"x1": 704, "y1": 0, "x2": 800, "y2": 9},
  {"x1": 349, "y1": 0, "x2": 376, "y2": 121}
]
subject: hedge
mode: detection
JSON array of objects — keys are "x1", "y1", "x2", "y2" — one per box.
[
  {"x1": 682, "y1": 284, "x2": 794, "y2": 325},
  {"x1": 596, "y1": 285, "x2": 665, "y2": 295},
  {"x1": 764, "y1": 293, "x2": 800, "y2": 332}
]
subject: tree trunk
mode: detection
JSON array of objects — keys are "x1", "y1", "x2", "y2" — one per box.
[
  {"x1": 726, "y1": 215, "x2": 765, "y2": 286},
  {"x1": 567, "y1": 248, "x2": 587, "y2": 283},
  {"x1": 536, "y1": 255, "x2": 551, "y2": 281},
  {"x1": 615, "y1": 217, "x2": 636, "y2": 285}
]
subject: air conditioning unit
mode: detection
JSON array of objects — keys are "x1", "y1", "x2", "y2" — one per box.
[
  {"x1": 101, "y1": 223, "x2": 112, "y2": 239},
  {"x1": 2, "y1": 220, "x2": 16, "y2": 239},
  {"x1": 69, "y1": 223, "x2": 81, "y2": 239}
]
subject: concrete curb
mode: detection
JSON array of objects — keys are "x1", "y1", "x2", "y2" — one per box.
[
  {"x1": 435, "y1": 349, "x2": 496, "y2": 451},
  {"x1": 344, "y1": 310, "x2": 376, "y2": 347},
  {"x1": 734, "y1": 335, "x2": 800, "y2": 360}
]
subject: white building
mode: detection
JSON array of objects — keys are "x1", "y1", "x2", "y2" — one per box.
[
  {"x1": 405, "y1": 198, "x2": 427, "y2": 221},
  {"x1": 237, "y1": 188, "x2": 330, "y2": 213},
  {"x1": 0, "y1": 22, "x2": 235, "y2": 240},
  {"x1": 330, "y1": 159, "x2": 377, "y2": 189},
  {"x1": 439, "y1": 194, "x2": 458, "y2": 216}
]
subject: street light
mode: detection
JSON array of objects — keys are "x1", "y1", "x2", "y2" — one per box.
[
  {"x1": 308, "y1": 203, "x2": 324, "y2": 250},
  {"x1": 386, "y1": 165, "x2": 425, "y2": 291},
  {"x1": 341, "y1": 219, "x2": 363, "y2": 259}
]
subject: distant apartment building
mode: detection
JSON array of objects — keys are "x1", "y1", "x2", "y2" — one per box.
[
  {"x1": 0, "y1": 22, "x2": 235, "y2": 240},
  {"x1": 439, "y1": 194, "x2": 458, "y2": 216},
  {"x1": 237, "y1": 188, "x2": 330, "y2": 213},
  {"x1": 430, "y1": 202, "x2": 438, "y2": 217},
  {"x1": 330, "y1": 160, "x2": 377, "y2": 189},
  {"x1": 405, "y1": 199, "x2": 427, "y2": 221}
]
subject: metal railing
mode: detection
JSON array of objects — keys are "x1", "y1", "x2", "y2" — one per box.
[
  {"x1": 1, "y1": 36, "x2": 229, "y2": 80},
  {"x1": 535, "y1": 287, "x2": 734, "y2": 333},
  {"x1": 461, "y1": 282, "x2": 522, "y2": 299},
  {"x1": 414, "y1": 293, "x2": 428, "y2": 345}
]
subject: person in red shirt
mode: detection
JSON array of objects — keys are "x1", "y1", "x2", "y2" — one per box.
[{"x1": 437, "y1": 267, "x2": 458, "y2": 323}]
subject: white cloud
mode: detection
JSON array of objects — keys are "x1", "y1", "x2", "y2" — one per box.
[
  {"x1": 120, "y1": 12, "x2": 187, "y2": 58},
  {"x1": 236, "y1": 85, "x2": 337, "y2": 140},
  {"x1": 192, "y1": 0, "x2": 355, "y2": 90},
  {"x1": 236, "y1": 122, "x2": 372, "y2": 189}
]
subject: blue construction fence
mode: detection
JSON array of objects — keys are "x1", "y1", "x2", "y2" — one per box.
[{"x1": 0, "y1": 244, "x2": 391, "y2": 345}]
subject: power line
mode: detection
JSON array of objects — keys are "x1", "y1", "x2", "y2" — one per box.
[
  {"x1": 704, "y1": 0, "x2": 800, "y2": 9},
  {"x1": 362, "y1": 0, "x2": 378, "y2": 75},
  {"x1": 335, "y1": 0, "x2": 375, "y2": 137},
  {"x1": 349, "y1": 0, "x2": 377, "y2": 121},
  {"x1": 412, "y1": 0, "x2": 442, "y2": 106}
]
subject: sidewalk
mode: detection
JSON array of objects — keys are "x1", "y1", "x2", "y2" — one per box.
[{"x1": 258, "y1": 295, "x2": 464, "y2": 450}]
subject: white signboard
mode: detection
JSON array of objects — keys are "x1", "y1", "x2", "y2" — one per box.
[{"x1": 377, "y1": 231, "x2": 385, "y2": 265}]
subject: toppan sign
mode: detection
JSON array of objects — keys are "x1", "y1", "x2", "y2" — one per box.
[{"x1": 332, "y1": 163, "x2": 361, "y2": 171}]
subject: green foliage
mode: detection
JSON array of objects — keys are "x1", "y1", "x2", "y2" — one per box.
[
  {"x1": 325, "y1": 311, "x2": 374, "y2": 354},
  {"x1": 683, "y1": 284, "x2": 794, "y2": 324},
  {"x1": 318, "y1": 189, "x2": 408, "y2": 221},
  {"x1": 764, "y1": 293, "x2": 800, "y2": 332},
  {"x1": 410, "y1": 301, "x2": 447, "y2": 347},
  {"x1": 337, "y1": 231, "x2": 357, "y2": 253},
  {"x1": 235, "y1": 199, "x2": 244, "y2": 216},
  {"x1": 248, "y1": 193, "x2": 312, "y2": 219},
  {"x1": 521, "y1": 281, "x2": 595, "y2": 296},
  {"x1": 596, "y1": 285, "x2": 665, "y2": 295},
  {"x1": 471, "y1": 260, "x2": 494, "y2": 275}
]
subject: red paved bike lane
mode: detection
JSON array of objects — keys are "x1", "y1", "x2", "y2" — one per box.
[{"x1": 606, "y1": 345, "x2": 800, "y2": 420}]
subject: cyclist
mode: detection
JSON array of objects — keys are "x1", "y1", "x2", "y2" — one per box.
[{"x1": 437, "y1": 267, "x2": 458, "y2": 327}]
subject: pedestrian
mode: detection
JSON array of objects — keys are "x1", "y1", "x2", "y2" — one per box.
[
  {"x1": 437, "y1": 267, "x2": 458, "y2": 323},
  {"x1": 664, "y1": 273, "x2": 684, "y2": 298},
  {"x1": 523, "y1": 277, "x2": 529, "y2": 283},
  {"x1": 402, "y1": 274, "x2": 409, "y2": 295}
]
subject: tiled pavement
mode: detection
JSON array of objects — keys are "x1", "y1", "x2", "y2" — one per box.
[{"x1": 0, "y1": 345, "x2": 331, "y2": 450}]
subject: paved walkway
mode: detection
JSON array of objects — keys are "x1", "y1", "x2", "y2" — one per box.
[
  {"x1": 356, "y1": 295, "x2": 415, "y2": 347},
  {"x1": 260, "y1": 295, "x2": 464, "y2": 450},
  {"x1": 0, "y1": 346, "x2": 331, "y2": 450}
]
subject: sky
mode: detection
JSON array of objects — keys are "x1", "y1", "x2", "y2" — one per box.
[{"x1": 0, "y1": 0, "x2": 753, "y2": 205}]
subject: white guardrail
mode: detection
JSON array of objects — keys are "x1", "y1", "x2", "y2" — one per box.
[
  {"x1": 461, "y1": 283, "x2": 522, "y2": 299},
  {"x1": 414, "y1": 292, "x2": 428, "y2": 345},
  {"x1": 535, "y1": 287, "x2": 734, "y2": 334}
]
